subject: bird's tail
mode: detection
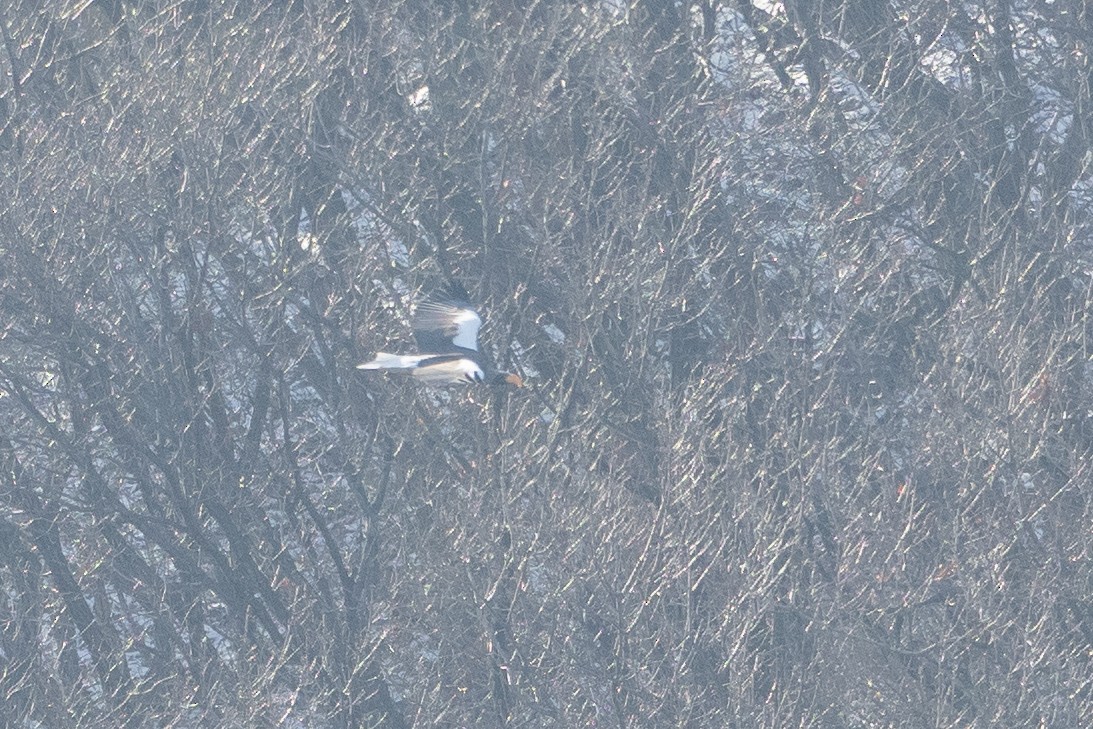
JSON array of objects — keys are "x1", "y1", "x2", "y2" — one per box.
[{"x1": 356, "y1": 352, "x2": 427, "y2": 371}]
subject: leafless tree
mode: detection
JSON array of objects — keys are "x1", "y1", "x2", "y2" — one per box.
[{"x1": 1, "y1": 1, "x2": 1090, "y2": 727}]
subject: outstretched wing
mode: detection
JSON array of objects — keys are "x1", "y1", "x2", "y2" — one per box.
[{"x1": 412, "y1": 298, "x2": 483, "y2": 352}]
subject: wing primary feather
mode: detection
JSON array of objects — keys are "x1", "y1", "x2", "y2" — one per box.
[{"x1": 412, "y1": 298, "x2": 483, "y2": 352}]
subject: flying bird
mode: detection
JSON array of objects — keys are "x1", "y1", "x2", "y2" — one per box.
[{"x1": 357, "y1": 295, "x2": 524, "y2": 388}]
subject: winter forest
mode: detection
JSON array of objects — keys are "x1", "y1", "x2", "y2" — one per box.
[{"x1": 1, "y1": 1, "x2": 1091, "y2": 727}]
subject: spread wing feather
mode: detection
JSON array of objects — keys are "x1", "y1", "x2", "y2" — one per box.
[
  {"x1": 411, "y1": 355, "x2": 486, "y2": 384},
  {"x1": 412, "y1": 299, "x2": 483, "y2": 352}
]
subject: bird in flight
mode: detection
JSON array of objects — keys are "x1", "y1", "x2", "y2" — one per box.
[{"x1": 357, "y1": 294, "x2": 523, "y2": 388}]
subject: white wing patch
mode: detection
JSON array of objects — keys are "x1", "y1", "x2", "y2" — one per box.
[
  {"x1": 410, "y1": 358, "x2": 485, "y2": 385},
  {"x1": 412, "y1": 300, "x2": 484, "y2": 352},
  {"x1": 448, "y1": 308, "x2": 482, "y2": 351},
  {"x1": 356, "y1": 353, "x2": 429, "y2": 370}
]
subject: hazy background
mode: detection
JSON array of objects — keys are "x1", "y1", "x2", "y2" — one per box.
[{"x1": 1, "y1": 1, "x2": 1091, "y2": 726}]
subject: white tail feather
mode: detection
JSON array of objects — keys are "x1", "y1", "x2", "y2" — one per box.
[{"x1": 356, "y1": 352, "x2": 428, "y2": 370}]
